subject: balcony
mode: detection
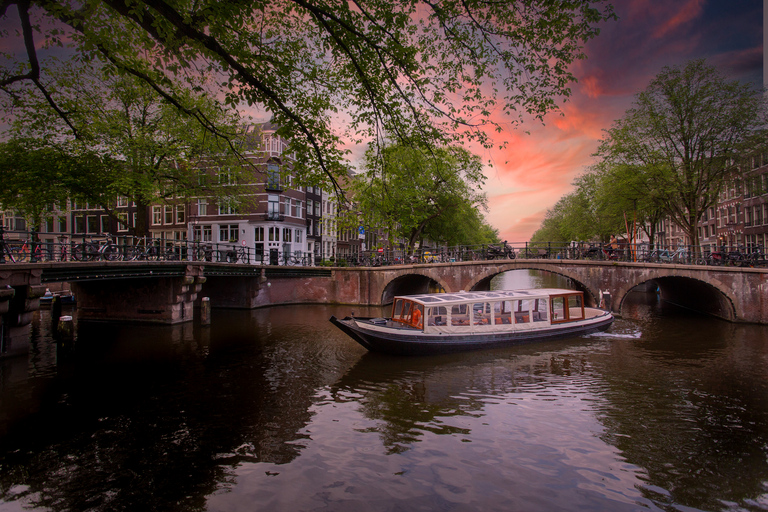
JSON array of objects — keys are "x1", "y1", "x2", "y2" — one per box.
[{"x1": 265, "y1": 212, "x2": 285, "y2": 221}]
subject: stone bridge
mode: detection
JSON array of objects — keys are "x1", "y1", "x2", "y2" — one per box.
[{"x1": 1, "y1": 259, "x2": 766, "y2": 357}]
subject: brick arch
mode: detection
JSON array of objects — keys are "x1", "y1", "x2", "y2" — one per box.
[
  {"x1": 612, "y1": 269, "x2": 738, "y2": 321},
  {"x1": 378, "y1": 270, "x2": 452, "y2": 304}
]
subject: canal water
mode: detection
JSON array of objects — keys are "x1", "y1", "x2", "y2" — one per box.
[{"x1": 1, "y1": 271, "x2": 767, "y2": 512}]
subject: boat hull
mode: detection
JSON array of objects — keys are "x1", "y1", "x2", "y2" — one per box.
[{"x1": 330, "y1": 312, "x2": 614, "y2": 356}]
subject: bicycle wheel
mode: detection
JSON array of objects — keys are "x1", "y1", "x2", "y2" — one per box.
[
  {"x1": 101, "y1": 243, "x2": 121, "y2": 261},
  {"x1": 72, "y1": 243, "x2": 87, "y2": 261}
]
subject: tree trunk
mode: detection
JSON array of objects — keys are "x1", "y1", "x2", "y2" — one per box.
[{"x1": 133, "y1": 200, "x2": 150, "y2": 238}]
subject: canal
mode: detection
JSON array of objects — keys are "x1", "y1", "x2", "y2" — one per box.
[{"x1": 0, "y1": 270, "x2": 767, "y2": 511}]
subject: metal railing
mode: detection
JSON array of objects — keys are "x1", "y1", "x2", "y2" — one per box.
[{"x1": 2, "y1": 229, "x2": 765, "y2": 268}]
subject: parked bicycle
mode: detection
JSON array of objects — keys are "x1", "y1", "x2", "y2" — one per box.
[{"x1": 72, "y1": 237, "x2": 121, "y2": 261}]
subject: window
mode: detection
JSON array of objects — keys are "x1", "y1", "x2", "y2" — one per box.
[
  {"x1": 74, "y1": 216, "x2": 85, "y2": 233},
  {"x1": 176, "y1": 205, "x2": 185, "y2": 224},
  {"x1": 295, "y1": 229, "x2": 303, "y2": 244},
  {"x1": 117, "y1": 213, "x2": 129, "y2": 232},
  {"x1": 152, "y1": 206, "x2": 162, "y2": 225},
  {"x1": 218, "y1": 198, "x2": 237, "y2": 215},
  {"x1": 219, "y1": 224, "x2": 239, "y2": 242},
  {"x1": 218, "y1": 168, "x2": 235, "y2": 185},
  {"x1": 568, "y1": 295, "x2": 584, "y2": 320},
  {"x1": 87, "y1": 215, "x2": 99, "y2": 233},
  {"x1": 307, "y1": 199, "x2": 314, "y2": 215},
  {"x1": 472, "y1": 303, "x2": 491, "y2": 326},
  {"x1": 283, "y1": 228, "x2": 292, "y2": 243},
  {"x1": 164, "y1": 206, "x2": 173, "y2": 225},
  {"x1": 268, "y1": 195, "x2": 280, "y2": 215},
  {"x1": 282, "y1": 197, "x2": 290, "y2": 215},
  {"x1": 100, "y1": 215, "x2": 110, "y2": 233},
  {"x1": 198, "y1": 199, "x2": 208, "y2": 216},
  {"x1": 193, "y1": 225, "x2": 212, "y2": 242},
  {"x1": 551, "y1": 297, "x2": 566, "y2": 321},
  {"x1": 255, "y1": 227, "x2": 264, "y2": 242},
  {"x1": 450, "y1": 304, "x2": 468, "y2": 326},
  {"x1": 269, "y1": 227, "x2": 279, "y2": 242},
  {"x1": 267, "y1": 164, "x2": 280, "y2": 189},
  {"x1": 58, "y1": 217, "x2": 67, "y2": 232}
]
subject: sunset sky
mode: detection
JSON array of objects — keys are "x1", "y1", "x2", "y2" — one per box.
[
  {"x1": 1, "y1": 1, "x2": 763, "y2": 243},
  {"x1": 483, "y1": 0, "x2": 764, "y2": 242}
]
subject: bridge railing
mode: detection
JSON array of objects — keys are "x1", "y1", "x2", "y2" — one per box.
[
  {"x1": 2, "y1": 228, "x2": 765, "y2": 267},
  {"x1": 0, "y1": 229, "x2": 320, "y2": 266}
]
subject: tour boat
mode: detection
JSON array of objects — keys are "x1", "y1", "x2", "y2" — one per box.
[{"x1": 330, "y1": 289, "x2": 614, "y2": 356}]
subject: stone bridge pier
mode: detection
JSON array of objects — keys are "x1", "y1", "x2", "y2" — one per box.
[
  {"x1": 0, "y1": 268, "x2": 47, "y2": 358},
  {"x1": 70, "y1": 265, "x2": 207, "y2": 324}
]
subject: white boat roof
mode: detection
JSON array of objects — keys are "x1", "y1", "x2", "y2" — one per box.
[{"x1": 396, "y1": 289, "x2": 582, "y2": 306}]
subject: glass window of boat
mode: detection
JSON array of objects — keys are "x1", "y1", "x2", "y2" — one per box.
[
  {"x1": 401, "y1": 301, "x2": 412, "y2": 322},
  {"x1": 450, "y1": 304, "x2": 469, "y2": 326},
  {"x1": 532, "y1": 298, "x2": 548, "y2": 322},
  {"x1": 472, "y1": 303, "x2": 491, "y2": 325},
  {"x1": 551, "y1": 296, "x2": 566, "y2": 321},
  {"x1": 568, "y1": 294, "x2": 584, "y2": 320},
  {"x1": 427, "y1": 306, "x2": 447, "y2": 326},
  {"x1": 492, "y1": 301, "x2": 512, "y2": 325},
  {"x1": 514, "y1": 300, "x2": 531, "y2": 324},
  {"x1": 393, "y1": 299, "x2": 404, "y2": 319}
]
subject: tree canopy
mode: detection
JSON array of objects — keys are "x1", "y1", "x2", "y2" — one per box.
[
  {"x1": 1, "y1": 0, "x2": 616, "y2": 192},
  {"x1": 595, "y1": 59, "x2": 767, "y2": 248},
  {"x1": 0, "y1": 66, "x2": 246, "y2": 234},
  {"x1": 533, "y1": 59, "x2": 767, "y2": 247},
  {"x1": 349, "y1": 142, "x2": 493, "y2": 252}
]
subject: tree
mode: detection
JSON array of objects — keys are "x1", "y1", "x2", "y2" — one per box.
[
  {"x1": 349, "y1": 142, "x2": 488, "y2": 253},
  {"x1": 596, "y1": 59, "x2": 767, "y2": 249},
  {"x1": 530, "y1": 188, "x2": 596, "y2": 243},
  {"x1": 1, "y1": 0, "x2": 616, "y2": 192},
  {"x1": 421, "y1": 201, "x2": 500, "y2": 248},
  {"x1": 588, "y1": 161, "x2": 667, "y2": 247},
  {"x1": 1, "y1": 66, "x2": 246, "y2": 235}
]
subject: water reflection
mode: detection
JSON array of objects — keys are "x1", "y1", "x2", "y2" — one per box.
[
  {"x1": 0, "y1": 271, "x2": 767, "y2": 511},
  {"x1": 0, "y1": 306, "x2": 372, "y2": 511}
]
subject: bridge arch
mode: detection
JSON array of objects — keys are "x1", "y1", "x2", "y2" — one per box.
[
  {"x1": 379, "y1": 271, "x2": 449, "y2": 305},
  {"x1": 466, "y1": 264, "x2": 602, "y2": 307},
  {"x1": 615, "y1": 271, "x2": 738, "y2": 321}
]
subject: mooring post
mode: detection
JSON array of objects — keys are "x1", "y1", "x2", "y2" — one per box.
[
  {"x1": 200, "y1": 297, "x2": 211, "y2": 325},
  {"x1": 57, "y1": 315, "x2": 75, "y2": 341},
  {"x1": 51, "y1": 295, "x2": 62, "y2": 328}
]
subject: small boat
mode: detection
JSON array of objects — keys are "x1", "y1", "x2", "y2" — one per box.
[
  {"x1": 39, "y1": 291, "x2": 77, "y2": 307},
  {"x1": 330, "y1": 289, "x2": 614, "y2": 356}
]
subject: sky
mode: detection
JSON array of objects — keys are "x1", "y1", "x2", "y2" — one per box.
[
  {"x1": 1, "y1": 0, "x2": 764, "y2": 242},
  {"x1": 482, "y1": 0, "x2": 764, "y2": 242}
]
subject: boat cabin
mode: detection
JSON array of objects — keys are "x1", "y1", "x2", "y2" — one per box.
[{"x1": 389, "y1": 289, "x2": 588, "y2": 334}]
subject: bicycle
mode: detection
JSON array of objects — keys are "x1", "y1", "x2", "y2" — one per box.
[
  {"x1": 219, "y1": 245, "x2": 248, "y2": 263},
  {"x1": 191, "y1": 242, "x2": 214, "y2": 262},
  {"x1": 73, "y1": 238, "x2": 121, "y2": 261}
]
